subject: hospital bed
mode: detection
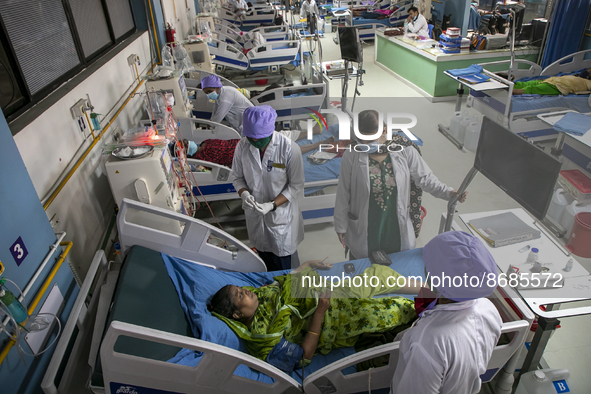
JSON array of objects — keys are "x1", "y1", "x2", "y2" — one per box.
[
  {"x1": 466, "y1": 49, "x2": 591, "y2": 141},
  {"x1": 184, "y1": 122, "x2": 340, "y2": 225},
  {"x1": 42, "y1": 198, "x2": 535, "y2": 394},
  {"x1": 214, "y1": 20, "x2": 294, "y2": 43},
  {"x1": 207, "y1": 36, "x2": 302, "y2": 72},
  {"x1": 250, "y1": 82, "x2": 327, "y2": 122},
  {"x1": 219, "y1": 5, "x2": 277, "y2": 27}
]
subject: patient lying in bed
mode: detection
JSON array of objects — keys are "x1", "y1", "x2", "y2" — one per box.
[
  {"x1": 513, "y1": 68, "x2": 591, "y2": 95},
  {"x1": 207, "y1": 260, "x2": 421, "y2": 373},
  {"x1": 182, "y1": 129, "x2": 335, "y2": 168}
]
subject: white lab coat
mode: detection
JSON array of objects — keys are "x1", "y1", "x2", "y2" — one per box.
[
  {"x1": 211, "y1": 86, "x2": 254, "y2": 134},
  {"x1": 334, "y1": 147, "x2": 452, "y2": 259},
  {"x1": 230, "y1": 0, "x2": 248, "y2": 17},
  {"x1": 408, "y1": 14, "x2": 429, "y2": 38},
  {"x1": 300, "y1": 0, "x2": 319, "y2": 18},
  {"x1": 231, "y1": 132, "x2": 305, "y2": 257},
  {"x1": 390, "y1": 299, "x2": 503, "y2": 394}
]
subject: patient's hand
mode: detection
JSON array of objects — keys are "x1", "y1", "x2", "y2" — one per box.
[
  {"x1": 310, "y1": 260, "x2": 333, "y2": 270},
  {"x1": 316, "y1": 291, "x2": 331, "y2": 313}
]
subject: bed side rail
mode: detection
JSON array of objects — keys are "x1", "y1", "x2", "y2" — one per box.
[
  {"x1": 303, "y1": 341, "x2": 400, "y2": 394},
  {"x1": 179, "y1": 118, "x2": 241, "y2": 143},
  {"x1": 478, "y1": 59, "x2": 542, "y2": 81},
  {"x1": 41, "y1": 251, "x2": 109, "y2": 394},
  {"x1": 251, "y1": 82, "x2": 326, "y2": 104},
  {"x1": 185, "y1": 71, "x2": 239, "y2": 89},
  {"x1": 101, "y1": 321, "x2": 301, "y2": 394},
  {"x1": 303, "y1": 319, "x2": 530, "y2": 393},
  {"x1": 541, "y1": 49, "x2": 591, "y2": 76},
  {"x1": 117, "y1": 198, "x2": 266, "y2": 272},
  {"x1": 186, "y1": 158, "x2": 235, "y2": 191}
]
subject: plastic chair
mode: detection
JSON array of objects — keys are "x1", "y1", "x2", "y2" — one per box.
[{"x1": 428, "y1": 24, "x2": 434, "y2": 38}]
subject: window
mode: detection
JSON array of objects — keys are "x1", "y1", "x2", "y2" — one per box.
[{"x1": 0, "y1": 0, "x2": 136, "y2": 121}]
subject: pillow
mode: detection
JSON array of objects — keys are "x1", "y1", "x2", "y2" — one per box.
[{"x1": 162, "y1": 253, "x2": 289, "y2": 352}]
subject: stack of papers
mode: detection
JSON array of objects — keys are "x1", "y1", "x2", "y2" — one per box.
[{"x1": 468, "y1": 212, "x2": 541, "y2": 247}]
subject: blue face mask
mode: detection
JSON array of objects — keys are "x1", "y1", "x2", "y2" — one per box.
[
  {"x1": 206, "y1": 91, "x2": 219, "y2": 101},
  {"x1": 365, "y1": 143, "x2": 382, "y2": 154},
  {"x1": 187, "y1": 141, "x2": 198, "y2": 156}
]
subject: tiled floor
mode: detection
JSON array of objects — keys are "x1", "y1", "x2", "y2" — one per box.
[{"x1": 295, "y1": 28, "x2": 591, "y2": 392}]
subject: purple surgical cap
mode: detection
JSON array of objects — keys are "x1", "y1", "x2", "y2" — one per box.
[
  {"x1": 242, "y1": 105, "x2": 277, "y2": 138},
  {"x1": 201, "y1": 75, "x2": 223, "y2": 89},
  {"x1": 423, "y1": 231, "x2": 498, "y2": 301}
]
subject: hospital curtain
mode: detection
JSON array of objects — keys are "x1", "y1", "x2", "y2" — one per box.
[{"x1": 541, "y1": 0, "x2": 591, "y2": 69}]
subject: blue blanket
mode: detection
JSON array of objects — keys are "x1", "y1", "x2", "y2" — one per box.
[
  {"x1": 300, "y1": 124, "x2": 342, "y2": 195},
  {"x1": 552, "y1": 112, "x2": 591, "y2": 136},
  {"x1": 163, "y1": 248, "x2": 426, "y2": 383}
]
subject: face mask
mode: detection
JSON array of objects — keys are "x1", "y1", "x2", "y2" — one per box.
[
  {"x1": 365, "y1": 142, "x2": 383, "y2": 154},
  {"x1": 206, "y1": 91, "x2": 219, "y2": 101},
  {"x1": 248, "y1": 135, "x2": 272, "y2": 149},
  {"x1": 187, "y1": 141, "x2": 198, "y2": 156},
  {"x1": 414, "y1": 286, "x2": 438, "y2": 317}
]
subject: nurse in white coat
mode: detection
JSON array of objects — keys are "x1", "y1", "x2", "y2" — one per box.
[
  {"x1": 334, "y1": 110, "x2": 467, "y2": 259},
  {"x1": 201, "y1": 74, "x2": 254, "y2": 134},
  {"x1": 390, "y1": 231, "x2": 503, "y2": 394},
  {"x1": 231, "y1": 105, "x2": 305, "y2": 271}
]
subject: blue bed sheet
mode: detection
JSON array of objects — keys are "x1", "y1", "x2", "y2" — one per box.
[
  {"x1": 299, "y1": 124, "x2": 342, "y2": 195},
  {"x1": 511, "y1": 94, "x2": 591, "y2": 113},
  {"x1": 352, "y1": 17, "x2": 390, "y2": 26},
  {"x1": 162, "y1": 247, "x2": 425, "y2": 384}
]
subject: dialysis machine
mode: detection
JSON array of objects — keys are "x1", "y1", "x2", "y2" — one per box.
[
  {"x1": 105, "y1": 146, "x2": 192, "y2": 235},
  {"x1": 185, "y1": 39, "x2": 215, "y2": 75},
  {"x1": 145, "y1": 73, "x2": 193, "y2": 119}
]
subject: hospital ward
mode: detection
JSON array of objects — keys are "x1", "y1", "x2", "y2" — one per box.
[{"x1": 2, "y1": 0, "x2": 591, "y2": 393}]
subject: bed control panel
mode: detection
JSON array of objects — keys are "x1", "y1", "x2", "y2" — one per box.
[{"x1": 217, "y1": 168, "x2": 230, "y2": 182}]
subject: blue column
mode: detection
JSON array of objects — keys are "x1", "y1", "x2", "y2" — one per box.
[{"x1": 0, "y1": 111, "x2": 78, "y2": 394}]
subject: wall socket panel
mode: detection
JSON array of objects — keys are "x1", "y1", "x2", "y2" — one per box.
[{"x1": 70, "y1": 99, "x2": 89, "y2": 119}]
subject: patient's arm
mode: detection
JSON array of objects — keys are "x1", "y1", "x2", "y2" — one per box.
[{"x1": 301, "y1": 292, "x2": 330, "y2": 360}]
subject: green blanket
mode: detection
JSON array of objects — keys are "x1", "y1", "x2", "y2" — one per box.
[{"x1": 214, "y1": 265, "x2": 416, "y2": 361}]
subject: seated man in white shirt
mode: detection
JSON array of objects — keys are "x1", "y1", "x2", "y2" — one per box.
[
  {"x1": 390, "y1": 231, "x2": 503, "y2": 394},
  {"x1": 406, "y1": 6, "x2": 430, "y2": 38}
]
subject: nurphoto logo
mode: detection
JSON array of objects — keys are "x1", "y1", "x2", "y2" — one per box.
[{"x1": 304, "y1": 109, "x2": 419, "y2": 152}]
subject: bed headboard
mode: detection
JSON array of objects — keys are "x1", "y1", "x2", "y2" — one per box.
[
  {"x1": 179, "y1": 118, "x2": 241, "y2": 143},
  {"x1": 541, "y1": 49, "x2": 591, "y2": 76}
]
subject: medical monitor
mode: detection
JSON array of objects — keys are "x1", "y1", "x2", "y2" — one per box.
[
  {"x1": 338, "y1": 27, "x2": 362, "y2": 63},
  {"x1": 474, "y1": 117, "x2": 562, "y2": 220}
]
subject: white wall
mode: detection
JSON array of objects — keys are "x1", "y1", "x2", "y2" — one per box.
[
  {"x1": 13, "y1": 32, "x2": 152, "y2": 280},
  {"x1": 161, "y1": 0, "x2": 199, "y2": 41}
]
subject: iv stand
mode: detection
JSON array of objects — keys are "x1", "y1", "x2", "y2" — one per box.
[{"x1": 440, "y1": 167, "x2": 479, "y2": 233}]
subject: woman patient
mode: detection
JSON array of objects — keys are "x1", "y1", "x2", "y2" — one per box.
[{"x1": 207, "y1": 260, "x2": 422, "y2": 372}]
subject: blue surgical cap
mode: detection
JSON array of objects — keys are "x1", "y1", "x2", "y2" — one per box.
[
  {"x1": 201, "y1": 75, "x2": 223, "y2": 89},
  {"x1": 423, "y1": 231, "x2": 498, "y2": 301},
  {"x1": 242, "y1": 105, "x2": 277, "y2": 139}
]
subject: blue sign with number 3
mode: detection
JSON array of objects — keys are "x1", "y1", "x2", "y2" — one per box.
[{"x1": 9, "y1": 237, "x2": 28, "y2": 266}]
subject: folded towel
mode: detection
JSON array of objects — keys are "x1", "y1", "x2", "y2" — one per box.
[
  {"x1": 552, "y1": 112, "x2": 591, "y2": 137},
  {"x1": 447, "y1": 64, "x2": 484, "y2": 77}
]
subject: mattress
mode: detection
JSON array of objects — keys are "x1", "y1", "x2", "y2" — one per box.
[{"x1": 91, "y1": 245, "x2": 194, "y2": 388}]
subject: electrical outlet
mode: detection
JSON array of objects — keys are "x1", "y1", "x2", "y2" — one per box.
[
  {"x1": 70, "y1": 99, "x2": 89, "y2": 119},
  {"x1": 49, "y1": 214, "x2": 60, "y2": 229},
  {"x1": 127, "y1": 54, "x2": 140, "y2": 66}
]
